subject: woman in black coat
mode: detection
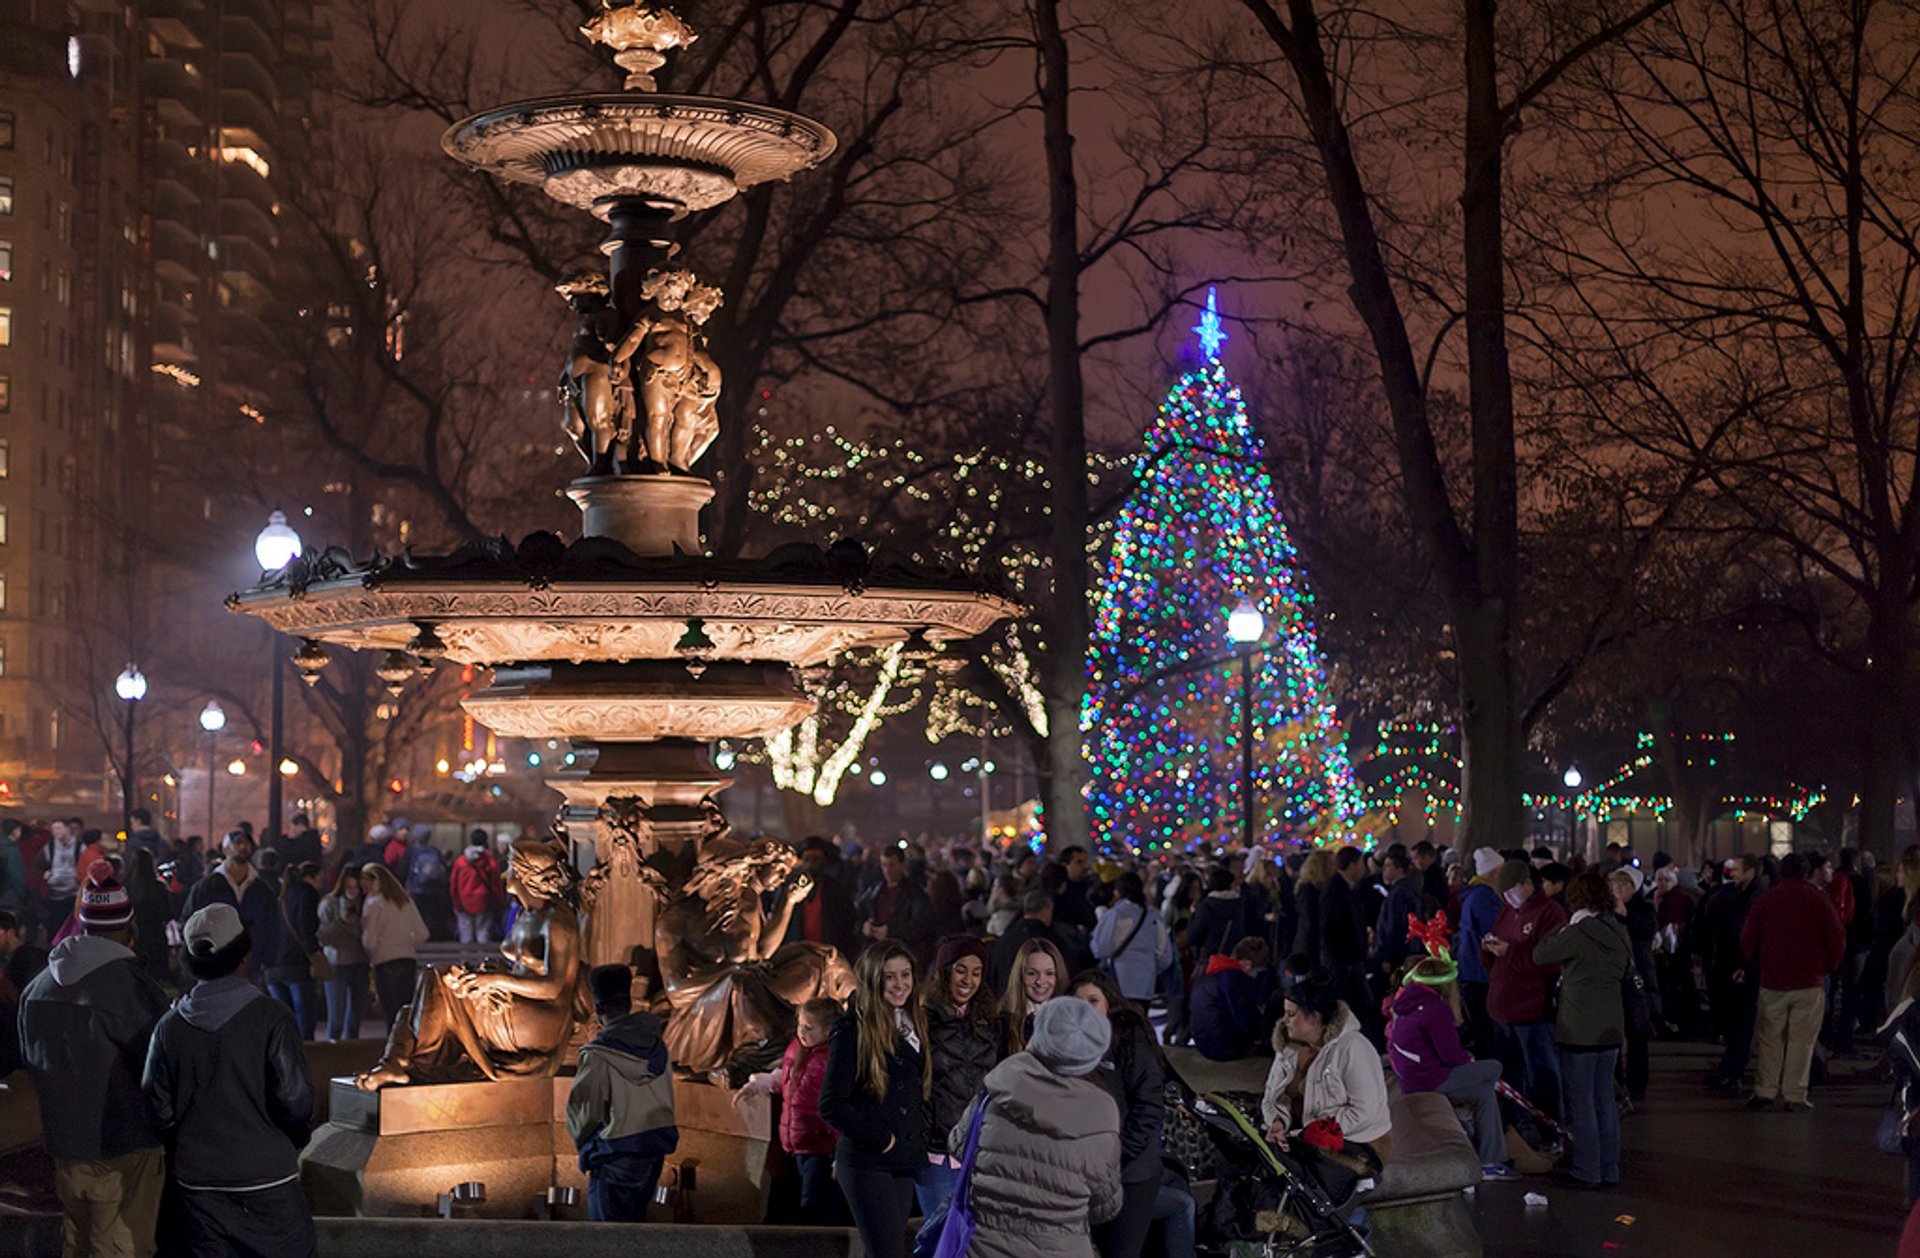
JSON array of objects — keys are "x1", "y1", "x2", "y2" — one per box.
[
  {"x1": 920, "y1": 935, "x2": 1003, "y2": 1216},
  {"x1": 820, "y1": 941, "x2": 931, "y2": 1258},
  {"x1": 1070, "y1": 970, "x2": 1167, "y2": 1258}
]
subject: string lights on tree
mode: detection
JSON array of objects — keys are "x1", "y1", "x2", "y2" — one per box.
[{"x1": 1083, "y1": 289, "x2": 1363, "y2": 854}]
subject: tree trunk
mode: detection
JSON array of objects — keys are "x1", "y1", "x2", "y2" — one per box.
[
  {"x1": 1034, "y1": 0, "x2": 1092, "y2": 856},
  {"x1": 1455, "y1": 599, "x2": 1525, "y2": 853},
  {"x1": 1861, "y1": 600, "x2": 1907, "y2": 861}
]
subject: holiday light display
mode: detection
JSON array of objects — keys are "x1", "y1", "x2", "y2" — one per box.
[{"x1": 1084, "y1": 290, "x2": 1364, "y2": 853}]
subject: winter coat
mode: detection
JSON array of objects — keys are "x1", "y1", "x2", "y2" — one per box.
[
  {"x1": 1741, "y1": 875, "x2": 1846, "y2": 992},
  {"x1": 450, "y1": 848, "x2": 504, "y2": 916},
  {"x1": 1259, "y1": 1002, "x2": 1392, "y2": 1147},
  {"x1": 316, "y1": 892, "x2": 370, "y2": 967},
  {"x1": 405, "y1": 843, "x2": 449, "y2": 897},
  {"x1": 926, "y1": 1001, "x2": 1002, "y2": 1142},
  {"x1": 17, "y1": 936, "x2": 168, "y2": 1159},
  {"x1": 783, "y1": 869, "x2": 859, "y2": 961},
  {"x1": 1386, "y1": 982, "x2": 1472, "y2": 1094},
  {"x1": 954, "y1": 1052, "x2": 1122, "y2": 1258},
  {"x1": 775, "y1": 1035, "x2": 837, "y2": 1156},
  {"x1": 1321, "y1": 876, "x2": 1370, "y2": 966},
  {"x1": 1701, "y1": 880, "x2": 1760, "y2": 976},
  {"x1": 179, "y1": 866, "x2": 279, "y2": 978},
  {"x1": 143, "y1": 975, "x2": 314, "y2": 1190},
  {"x1": 267, "y1": 879, "x2": 321, "y2": 978},
  {"x1": 1373, "y1": 876, "x2": 1426, "y2": 969},
  {"x1": 818, "y1": 1011, "x2": 929, "y2": 1172},
  {"x1": 855, "y1": 878, "x2": 936, "y2": 966},
  {"x1": 360, "y1": 894, "x2": 429, "y2": 966},
  {"x1": 1484, "y1": 889, "x2": 1569, "y2": 1025},
  {"x1": 1097, "y1": 1013, "x2": 1165, "y2": 1185},
  {"x1": 1189, "y1": 956, "x2": 1260, "y2": 1062},
  {"x1": 567, "y1": 1010, "x2": 678, "y2": 1171},
  {"x1": 0, "y1": 835, "x2": 27, "y2": 911},
  {"x1": 1090, "y1": 900, "x2": 1173, "y2": 1001},
  {"x1": 1531, "y1": 911, "x2": 1632, "y2": 1048},
  {"x1": 1185, "y1": 890, "x2": 1249, "y2": 957},
  {"x1": 1293, "y1": 881, "x2": 1327, "y2": 967},
  {"x1": 1454, "y1": 881, "x2": 1501, "y2": 985}
]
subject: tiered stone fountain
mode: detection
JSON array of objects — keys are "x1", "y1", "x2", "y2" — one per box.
[{"x1": 228, "y1": 0, "x2": 1013, "y2": 1219}]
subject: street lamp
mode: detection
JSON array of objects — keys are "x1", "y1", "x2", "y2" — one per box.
[
  {"x1": 113, "y1": 665, "x2": 147, "y2": 837},
  {"x1": 255, "y1": 510, "x2": 302, "y2": 844},
  {"x1": 1227, "y1": 598, "x2": 1265, "y2": 850},
  {"x1": 1562, "y1": 764, "x2": 1583, "y2": 790},
  {"x1": 198, "y1": 701, "x2": 226, "y2": 841}
]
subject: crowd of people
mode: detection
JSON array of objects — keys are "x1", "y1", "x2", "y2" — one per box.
[{"x1": 6, "y1": 807, "x2": 1919, "y2": 1256}]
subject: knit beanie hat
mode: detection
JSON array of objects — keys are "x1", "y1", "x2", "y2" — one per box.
[
  {"x1": 1492, "y1": 860, "x2": 1534, "y2": 894},
  {"x1": 1472, "y1": 847, "x2": 1504, "y2": 878},
  {"x1": 934, "y1": 935, "x2": 990, "y2": 977},
  {"x1": 1028, "y1": 996, "x2": 1111, "y2": 1077},
  {"x1": 77, "y1": 859, "x2": 132, "y2": 932}
]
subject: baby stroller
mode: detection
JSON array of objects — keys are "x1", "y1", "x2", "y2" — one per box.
[{"x1": 1181, "y1": 1090, "x2": 1375, "y2": 1258}]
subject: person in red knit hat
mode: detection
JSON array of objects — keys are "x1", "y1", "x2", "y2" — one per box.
[
  {"x1": 1740, "y1": 851, "x2": 1845, "y2": 1111},
  {"x1": 18, "y1": 859, "x2": 170, "y2": 1257}
]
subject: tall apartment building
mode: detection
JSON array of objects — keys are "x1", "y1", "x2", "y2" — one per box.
[{"x1": 0, "y1": 0, "x2": 324, "y2": 811}]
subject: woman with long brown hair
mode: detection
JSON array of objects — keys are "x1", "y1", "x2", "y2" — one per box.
[
  {"x1": 1069, "y1": 970, "x2": 1167, "y2": 1258},
  {"x1": 1002, "y1": 937, "x2": 1068, "y2": 1052},
  {"x1": 919, "y1": 935, "x2": 1002, "y2": 1219},
  {"x1": 819, "y1": 941, "x2": 930, "y2": 1258},
  {"x1": 359, "y1": 861, "x2": 427, "y2": 1032},
  {"x1": 317, "y1": 864, "x2": 370, "y2": 1040}
]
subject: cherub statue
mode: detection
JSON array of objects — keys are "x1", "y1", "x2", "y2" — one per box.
[
  {"x1": 556, "y1": 273, "x2": 626, "y2": 473},
  {"x1": 609, "y1": 268, "x2": 726, "y2": 474},
  {"x1": 652, "y1": 836, "x2": 854, "y2": 1073},
  {"x1": 356, "y1": 838, "x2": 587, "y2": 1088}
]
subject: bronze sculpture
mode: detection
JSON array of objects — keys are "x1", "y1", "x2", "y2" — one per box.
[
  {"x1": 557, "y1": 273, "x2": 626, "y2": 472},
  {"x1": 608, "y1": 267, "x2": 726, "y2": 474},
  {"x1": 653, "y1": 836, "x2": 854, "y2": 1073},
  {"x1": 356, "y1": 838, "x2": 587, "y2": 1089}
]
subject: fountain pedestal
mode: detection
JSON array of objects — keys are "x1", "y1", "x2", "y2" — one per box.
[
  {"x1": 567, "y1": 475, "x2": 714, "y2": 556},
  {"x1": 302, "y1": 1075, "x2": 773, "y2": 1222}
]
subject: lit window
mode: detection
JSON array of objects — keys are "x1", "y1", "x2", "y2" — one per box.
[
  {"x1": 0, "y1": 176, "x2": 10, "y2": 215},
  {"x1": 0, "y1": 309, "x2": 9, "y2": 346},
  {"x1": 0, "y1": 577, "x2": 10, "y2": 614},
  {"x1": 0, "y1": 113, "x2": 13, "y2": 149},
  {"x1": 0, "y1": 242, "x2": 9, "y2": 282},
  {"x1": 0, "y1": 509, "x2": 11, "y2": 545},
  {"x1": 0, "y1": 377, "x2": 8, "y2": 411},
  {"x1": 0, "y1": 439, "x2": 13, "y2": 476}
]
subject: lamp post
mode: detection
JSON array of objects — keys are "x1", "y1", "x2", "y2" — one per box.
[
  {"x1": 255, "y1": 510, "x2": 303, "y2": 845},
  {"x1": 1227, "y1": 598, "x2": 1265, "y2": 850},
  {"x1": 113, "y1": 665, "x2": 147, "y2": 837},
  {"x1": 199, "y1": 701, "x2": 226, "y2": 841}
]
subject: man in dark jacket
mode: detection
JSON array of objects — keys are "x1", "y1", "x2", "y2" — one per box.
[
  {"x1": 1740, "y1": 852, "x2": 1845, "y2": 1111},
  {"x1": 1703, "y1": 854, "x2": 1764, "y2": 1092},
  {"x1": 855, "y1": 845, "x2": 935, "y2": 967},
  {"x1": 1185, "y1": 867, "x2": 1249, "y2": 957},
  {"x1": 19, "y1": 862, "x2": 168, "y2": 1257},
  {"x1": 126, "y1": 808, "x2": 169, "y2": 871},
  {"x1": 1373, "y1": 848, "x2": 1427, "y2": 977},
  {"x1": 988, "y1": 887, "x2": 1092, "y2": 992},
  {"x1": 1188, "y1": 939, "x2": 1267, "y2": 1061},
  {"x1": 145, "y1": 903, "x2": 316, "y2": 1257},
  {"x1": 1322, "y1": 847, "x2": 1377, "y2": 1035},
  {"x1": 275, "y1": 812, "x2": 324, "y2": 871},
  {"x1": 180, "y1": 830, "x2": 278, "y2": 979},
  {"x1": 567, "y1": 964, "x2": 678, "y2": 1221},
  {"x1": 786, "y1": 836, "x2": 859, "y2": 961},
  {"x1": 1053, "y1": 845, "x2": 1098, "y2": 934}
]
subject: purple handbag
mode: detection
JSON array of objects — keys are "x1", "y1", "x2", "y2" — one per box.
[{"x1": 922, "y1": 1094, "x2": 988, "y2": 1258}]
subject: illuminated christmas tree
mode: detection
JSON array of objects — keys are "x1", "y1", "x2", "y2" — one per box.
[{"x1": 1084, "y1": 291, "x2": 1363, "y2": 854}]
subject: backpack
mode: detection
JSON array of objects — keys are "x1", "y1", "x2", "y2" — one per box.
[{"x1": 406, "y1": 844, "x2": 447, "y2": 895}]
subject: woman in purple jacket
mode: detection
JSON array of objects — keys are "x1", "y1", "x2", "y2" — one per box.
[{"x1": 1386, "y1": 954, "x2": 1517, "y2": 1179}]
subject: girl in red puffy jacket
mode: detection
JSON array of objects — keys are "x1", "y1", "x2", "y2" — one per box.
[{"x1": 740, "y1": 997, "x2": 848, "y2": 1223}]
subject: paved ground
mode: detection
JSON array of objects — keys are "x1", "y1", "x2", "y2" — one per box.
[{"x1": 1471, "y1": 1041, "x2": 1904, "y2": 1256}]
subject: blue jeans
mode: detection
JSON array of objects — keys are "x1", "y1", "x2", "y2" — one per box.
[
  {"x1": 325, "y1": 964, "x2": 368, "y2": 1041},
  {"x1": 587, "y1": 1155, "x2": 663, "y2": 1222},
  {"x1": 1560, "y1": 1047, "x2": 1621, "y2": 1184},
  {"x1": 1152, "y1": 1176, "x2": 1196, "y2": 1258},
  {"x1": 795, "y1": 1152, "x2": 850, "y2": 1225},
  {"x1": 913, "y1": 1160, "x2": 959, "y2": 1219},
  {"x1": 267, "y1": 978, "x2": 316, "y2": 1039},
  {"x1": 1495, "y1": 1020, "x2": 1562, "y2": 1122}
]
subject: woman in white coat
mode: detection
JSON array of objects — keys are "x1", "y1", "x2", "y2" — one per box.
[
  {"x1": 1260, "y1": 971, "x2": 1393, "y2": 1165},
  {"x1": 359, "y1": 862, "x2": 429, "y2": 1030}
]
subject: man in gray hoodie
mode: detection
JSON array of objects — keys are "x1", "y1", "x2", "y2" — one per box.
[
  {"x1": 17, "y1": 859, "x2": 169, "y2": 1257},
  {"x1": 144, "y1": 904, "x2": 315, "y2": 1257}
]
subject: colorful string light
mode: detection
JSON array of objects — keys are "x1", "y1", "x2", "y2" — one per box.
[{"x1": 1084, "y1": 323, "x2": 1363, "y2": 854}]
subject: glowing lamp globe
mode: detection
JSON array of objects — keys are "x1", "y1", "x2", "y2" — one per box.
[
  {"x1": 1227, "y1": 600, "x2": 1264, "y2": 646},
  {"x1": 254, "y1": 510, "x2": 304, "y2": 571},
  {"x1": 114, "y1": 666, "x2": 147, "y2": 703},
  {"x1": 199, "y1": 701, "x2": 227, "y2": 733},
  {"x1": 1563, "y1": 765, "x2": 1583, "y2": 789}
]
